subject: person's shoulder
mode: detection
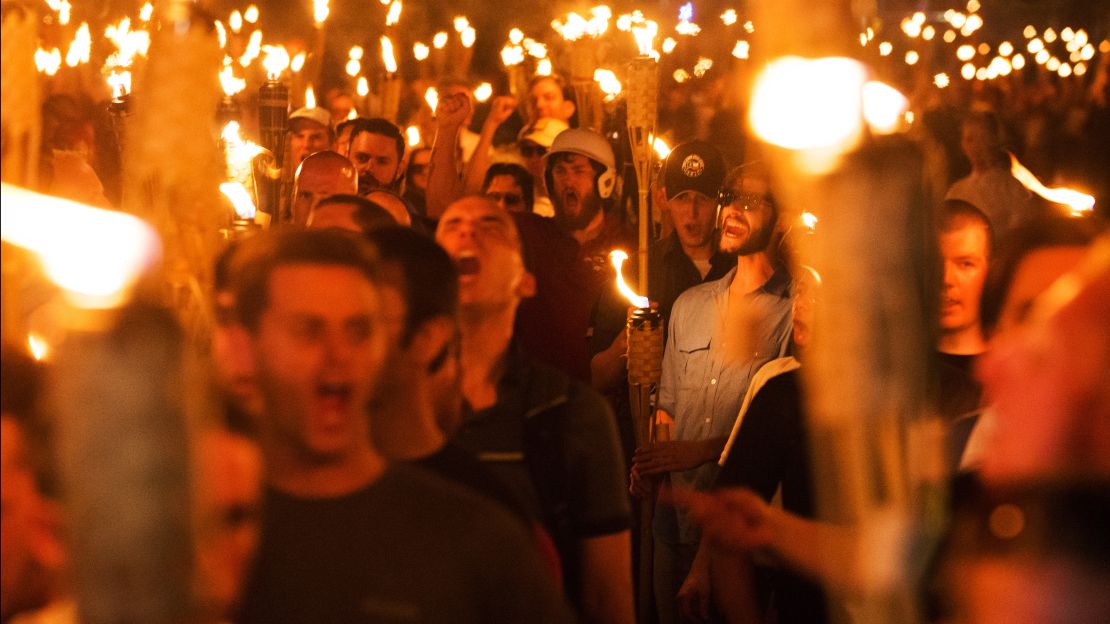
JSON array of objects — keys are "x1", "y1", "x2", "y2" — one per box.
[{"x1": 383, "y1": 464, "x2": 532, "y2": 533}]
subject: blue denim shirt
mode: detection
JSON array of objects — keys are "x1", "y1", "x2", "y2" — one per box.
[{"x1": 657, "y1": 264, "x2": 793, "y2": 543}]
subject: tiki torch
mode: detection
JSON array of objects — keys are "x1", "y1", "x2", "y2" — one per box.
[
  {"x1": 380, "y1": 36, "x2": 402, "y2": 124},
  {"x1": 554, "y1": 8, "x2": 610, "y2": 133},
  {"x1": 625, "y1": 19, "x2": 659, "y2": 295},
  {"x1": 107, "y1": 71, "x2": 132, "y2": 156},
  {"x1": 258, "y1": 46, "x2": 290, "y2": 224},
  {"x1": 610, "y1": 250, "x2": 662, "y2": 624}
]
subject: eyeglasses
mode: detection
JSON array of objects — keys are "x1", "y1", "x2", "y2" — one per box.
[
  {"x1": 717, "y1": 189, "x2": 774, "y2": 212},
  {"x1": 520, "y1": 144, "x2": 547, "y2": 158},
  {"x1": 487, "y1": 192, "x2": 524, "y2": 207}
]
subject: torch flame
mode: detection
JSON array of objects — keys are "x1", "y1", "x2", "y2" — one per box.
[
  {"x1": 219, "y1": 65, "x2": 246, "y2": 97},
  {"x1": 261, "y1": 45, "x2": 291, "y2": 80},
  {"x1": 357, "y1": 76, "x2": 370, "y2": 97},
  {"x1": 413, "y1": 43, "x2": 430, "y2": 61},
  {"x1": 433, "y1": 32, "x2": 449, "y2": 49},
  {"x1": 1, "y1": 183, "x2": 161, "y2": 309},
  {"x1": 65, "y1": 23, "x2": 91, "y2": 67},
  {"x1": 1010, "y1": 154, "x2": 1095, "y2": 217},
  {"x1": 239, "y1": 30, "x2": 263, "y2": 68},
  {"x1": 453, "y1": 16, "x2": 470, "y2": 33},
  {"x1": 536, "y1": 59, "x2": 553, "y2": 76},
  {"x1": 107, "y1": 71, "x2": 132, "y2": 98},
  {"x1": 244, "y1": 5, "x2": 260, "y2": 23},
  {"x1": 386, "y1": 1, "x2": 402, "y2": 26},
  {"x1": 473, "y1": 82, "x2": 493, "y2": 102},
  {"x1": 630, "y1": 14, "x2": 659, "y2": 56},
  {"x1": 139, "y1": 2, "x2": 153, "y2": 22},
  {"x1": 406, "y1": 125, "x2": 421, "y2": 147},
  {"x1": 652, "y1": 136, "x2": 672, "y2": 159},
  {"x1": 220, "y1": 182, "x2": 258, "y2": 220},
  {"x1": 501, "y1": 45, "x2": 525, "y2": 66},
  {"x1": 461, "y1": 27, "x2": 477, "y2": 48},
  {"x1": 36, "y1": 48, "x2": 62, "y2": 75},
  {"x1": 381, "y1": 36, "x2": 398, "y2": 74},
  {"x1": 27, "y1": 333, "x2": 49, "y2": 361},
  {"x1": 801, "y1": 212, "x2": 818, "y2": 231},
  {"x1": 594, "y1": 69, "x2": 622, "y2": 101},
  {"x1": 305, "y1": 86, "x2": 316, "y2": 109},
  {"x1": 609, "y1": 250, "x2": 650, "y2": 308},
  {"x1": 290, "y1": 52, "x2": 306, "y2": 72},
  {"x1": 314, "y1": 0, "x2": 330, "y2": 26},
  {"x1": 424, "y1": 87, "x2": 439, "y2": 112},
  {"x1": 229, "y1": 10, "x2": 243, "y2": 34}
]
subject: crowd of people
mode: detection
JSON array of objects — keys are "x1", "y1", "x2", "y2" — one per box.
[{"x1": 5, "y1": 40, "x2": 1110, "y2": 624}]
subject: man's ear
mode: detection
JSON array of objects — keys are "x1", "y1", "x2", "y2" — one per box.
[
  {"x1": 516, "y1": 270, "x2": 537, "y2": 299},
  {"x1": 406, "y1": 316, "x2": 456, "y2": 368}
]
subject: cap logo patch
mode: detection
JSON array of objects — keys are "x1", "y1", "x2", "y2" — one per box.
[{"x1": 681, "y1": 155, "x2": 705, "y2": 178}]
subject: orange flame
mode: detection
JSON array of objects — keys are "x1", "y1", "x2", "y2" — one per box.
[
  {"x1": 609, "y1": 250, "x2": 650, "y2": 308},
  {"x1": 1010, "y1": 153, "x2": 1095, "y2": 217}
]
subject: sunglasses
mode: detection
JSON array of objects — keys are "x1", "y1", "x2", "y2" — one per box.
[
  {"x1": 716, "y1": 189, "x2": 774, "y2": 211},
  {"x1": 487, "y1": 192, "x2": 524, "y2": 207},
  {"x1": 520, "y1": 144, "x2": 548, "y2": 158}
]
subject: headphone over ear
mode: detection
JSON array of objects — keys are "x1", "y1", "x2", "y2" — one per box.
[{"x1": 596, "y1": 168, "x2": 615, "y2": 199}]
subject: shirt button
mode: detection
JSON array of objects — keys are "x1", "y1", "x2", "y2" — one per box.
[{"x1": 710, "y1": 378, "x2": 717, "y2": 385}]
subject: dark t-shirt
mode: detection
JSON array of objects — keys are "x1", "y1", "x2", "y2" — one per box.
[
  {"x1": 237, "y1": 464, "x2": 573, "y2": 624},
  {"x1": 931, "y1": 351, "x2": 985, "y2": 471},
  {"x1": 512, "y1": 211, "x2": 636, "y2": 382},
  {"x1": 450, "y1": 349, "x2": 630, "y2": 607},
  {"x1": 714, "y1": 371, "x2": 829, "y2": 624}
]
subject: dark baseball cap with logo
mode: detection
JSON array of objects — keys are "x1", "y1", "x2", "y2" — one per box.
[{"x1": 662, "y1": 140, "x2": 726, "y2": 201}]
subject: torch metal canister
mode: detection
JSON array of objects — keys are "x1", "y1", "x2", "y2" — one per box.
[
  {"x1": 108, "y1": 94, "x2": 132, "y2": 159},
  {"x1": 257, "y1": 79, "x2": 288, "y2": 222},
  {"x1": 626, "y1": 305, "x2": 663, "y2": 624}
]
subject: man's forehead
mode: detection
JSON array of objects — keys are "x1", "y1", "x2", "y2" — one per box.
[
  {"x1": 554, "y1": 153, "x2": 592, "y2": 167},
  {"x1": 268, "y1": 263, "x2": 376, "y2": 305},
  {"x1": 351, "y1": 132, "x2": 395, "y2": 151},
  {"x1": 299, "y1": 167, "x2": 354, "y2": 190},
  {"x1": 439, "y1": 199, "x2": 515, "y2": 230},
  {"x1": 290, "y1": 120, "x2": 327, "y2": 134},
  {"x1": 732, "y1": 175, "x2": 770, "y2": 194},
  {"x1": 532, "y1": 79, "x2": 561, "y2": 96}
]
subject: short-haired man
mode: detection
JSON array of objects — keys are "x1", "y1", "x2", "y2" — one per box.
[
  {"x1": 482, "y1": 162, "x2": 534, "y2": 213},
  {"x1": 528, "y1": 75, "x2": 576, "y2": 124},
  {"x1": 306, "y1": 194, "x2": 395, "y2": 233},
  {"x1": 289, "y1": 151, "x2": 357, "y2": 226},
  {"x1": 435, "y1": 197, "x2": 634, "y2": 624},
  {"x1": 512, "y1": 128, "x2": 634, "y2": 381},
  {"x1": 945, "y1": 111, "x2": 1032, "y2": 239},
  {"x1": 288, "y1": 107, "x2": 333, "y2": 166},
  {"x1": 232, "y1": 229, "x2": 572, "y2": 624},
  {"x1": 632, "y1": 164, "x2": 793, "y2": 624},
  {"x1": 934, "y1": 200, "x2": 992, "y2": 464},
  {"x1": 345, "y1": 117, "x2": 405, "y2": 195}
]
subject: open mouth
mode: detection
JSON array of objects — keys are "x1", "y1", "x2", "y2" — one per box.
[
  {"x1": 563, "y1": 190, "x2": 580, "y2": 213},
  {"x1": 316, "y1": 381, "x2": 352, "y2": 410},
  {"x1": 456, "y1": 253, "x2": 480, "y2": 276},
  {"x1": 722, "y1": 219, "x2": 747, "y2": 238}
]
